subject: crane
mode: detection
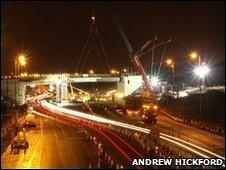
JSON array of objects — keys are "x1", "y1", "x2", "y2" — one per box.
[{"x1": 108, "y1": 5, "x2": 170, "y2": 100}]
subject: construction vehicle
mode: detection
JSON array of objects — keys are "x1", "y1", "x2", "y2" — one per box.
[{"x1": 141, "y1": 103, "x2": 158, "y2": 124}]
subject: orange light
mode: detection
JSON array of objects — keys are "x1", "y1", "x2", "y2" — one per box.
[
  {"x1": 18, "y1": 55, "x2": 26, "y2": 66},
  {"x1": 153, "y1": 105, "x2": 158, "y2": 110},
  {"x1": 190, "y1": 52, "x2": 198, "y2": 59},
  {"x1": 166, "y1": 59, "x2": 173, "y2": 65},
  {"x1": 89, "y1": 70, "x2": 94, "y2": 74},
  {"x1": 111, "y1": 69, "x2": 116, "y2": 74}
]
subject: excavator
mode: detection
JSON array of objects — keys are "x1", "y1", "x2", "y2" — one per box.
[{"x1": 108, "y1": 6, "x2": 171, "y2": 124}]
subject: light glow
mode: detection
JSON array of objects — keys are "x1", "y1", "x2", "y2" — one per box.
[
  {"x1": 114, "y1": 92, "x2": 124, "y2": 98},
  {"x1": 178, "y1": 91, "x2": 188, "y2": 97},
  {"x1": 166, "y1": 59, "x2": 173, "y2": 65},
  {"x1": 150, "y1": 76, "x2": 159, "y2": 87},
  {"x1": 89, "y1": 70, "x2": 94, "y2": 74},
  {"x1": 190, "y1": 52, "x2": 198, "y2": 59},
  {"x1": 38, "y1": 99, "x2": 150, "y2": 133},
  {"x1": 111, "y1": 69, "x2": 117, "y2": 74},
  {"x1": 193, "y1": 63, "x2": 210, "y2": 78},
  {"x1": 30, "y1": 94, "x2": 225, "y2": 162},
  {"x1": 153, "y1": 105, "x2": 158, "y2": 110},
  {"x1": 18, "y1": 55, "x2": 26, "y2": 66}
]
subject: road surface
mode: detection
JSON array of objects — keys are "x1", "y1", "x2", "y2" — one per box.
[
  {"x1": 157, "y1": 113, "x2": 225, "y2": 158},
  {"x1": 87, "y1": 103, "x2": 225, "y2": 158},
  {"x1": 1, "y1": 116, "x2": 97, "y2": 169},
  {"x1": 34, "y1": 101, "x2": 144, "y2": 167}
]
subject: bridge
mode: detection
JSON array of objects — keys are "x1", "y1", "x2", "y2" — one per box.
[{"x1": 1, "y1": 73, "x2": 145, "y2": 105}]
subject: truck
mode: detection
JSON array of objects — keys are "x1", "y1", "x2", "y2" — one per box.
[
  {"x1": 142, "y1": 111, "x2": 157, "y2": 124},
  {"x1": 125, "y1": 95, "x2": 158, "y2": 124},
  {"x1": 141, "y1": 103, "x2": 158, "y2": 124}
]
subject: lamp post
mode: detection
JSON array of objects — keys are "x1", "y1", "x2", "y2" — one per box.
[
  {"x1": 194, "y1": 64, "x2": 210, "y2": 116},
  {"x1": 192, "y1": 52, "x2": 210, "y2": 117},
  {"x1": 166, "y1": 58, "x2": 175, "y2": 92},
  {"x1": 14, "y1": 55, "x2": 27, "y2": 105},
  {"x1": 190, "y1": 52, "x2": 202, "y2": 115}
]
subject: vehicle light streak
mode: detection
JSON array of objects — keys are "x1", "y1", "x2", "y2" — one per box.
[
  {"x1": 40, "y1": 100, "x2": 151, "y2": 134},
  {"x1": 160, "y1": 136, "x2": 209, "y2": 158},
  {"x1": 160, "y1": 133, "x2": 225, "y2": 160},
  {"x1": 32, "y1": 104, "x2": 137, "y2": 164},
  {"x1": 30, "y1": 94, "x2": 225, "y2": 163},
  {"x1": 160, "y1": 136, "x2": 225, "y2": 168},
  {"x1": 103, "y1": 127, "x2": 143, "y2": 158}
]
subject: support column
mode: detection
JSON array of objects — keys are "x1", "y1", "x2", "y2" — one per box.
[
  {"x1": 56, "y1": 83, "x2": 61, "y2": 102},
  {"x1": 60, "y1": 82, "x2": 68, "y2": 101}
]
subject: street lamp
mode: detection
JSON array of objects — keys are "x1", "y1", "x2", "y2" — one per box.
[
  {"x1": 194, "y1": 63, "x2": 210, "y2": 79},
  {"x1": 14, "y1": 54, "x2": 27, "y2": 114},
  {"x1": 190, "y1": 52, "x2": 201, "y2": 66},
  {"x1": 193, "y1": 63, "x2": 210, "y2": 91},
  {"x1": 166, "y1": 58, "x2": 175, "y2": 92},
  {"x1": 193, "y1": 63, "x2": 210, "y2": 116},
  {"x1": 18, "y1": 55, "x2": 26, "y2": 66},
  {"x1": 190, "y1": 52, "x2": 203, "y2": 115},
  {"x1": 166, "y1": 59, "x2": 173, "y2": 65},
  {"x1": 15, "y1": 55, "x2": 27, "y2": 77}
]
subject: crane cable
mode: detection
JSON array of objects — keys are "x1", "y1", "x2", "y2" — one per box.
[
  {"x1": 80, "y1": 34, "x2": 94, "y2": 74},
  {"x1": 150, "y1": 37, "x2": 157, "y2": 76},
  {"x1": 77, "y1": 13, "x2": 111, "y2": 74},
  {"x1": 74, "y1": 21, "x2": 95, "y2": 74},
  {"x1": 93, "y1": 21, "x2": 111, "y2": 71},
  {"x1": 92, "y1": 32, "x2": 106, "y2": 73},
  {"x1": 156, "y1": 39, "x2": 170, "y2": 77},
  {"x1": 80, "y1": 17, "x2": 107, "y2": 74}
]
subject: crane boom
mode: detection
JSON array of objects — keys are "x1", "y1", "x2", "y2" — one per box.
[
  {"x1": 108, "y1": 5, "x2": 170, "y2": 100},
  {"x1": 108, "y1": 6, "x2": 134, "y2": 54}
]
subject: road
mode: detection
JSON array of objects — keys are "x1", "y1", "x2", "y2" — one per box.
[
  {"x1": 15, "y1": 94, "x2": 224, "y2": 168},
  {"x1": 86, "y1": 103, "x2": 225, "y2": 159},
  {"x1": 33, "y1": 100, "x2": 144, "y2": 168},
  {"x1": 156, "y1": 113, "x2": 225, "y2": 158},
  {"x1": 1, "y1": 116, "x2": 98, "y2": 169}
]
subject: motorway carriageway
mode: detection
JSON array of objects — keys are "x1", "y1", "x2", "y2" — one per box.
[
  {"x1": 28, "y1": 96, "x2": 144, "y2": 168},
  {"x1": 28, "y1": 94, "x2": 225, "y2": 167}
]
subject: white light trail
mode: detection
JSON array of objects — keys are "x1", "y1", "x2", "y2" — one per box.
[
  {"x1": 33, "y1": 95, "x2": 225, "y2": 162},
  {"x1": 160, "y1": 133, "x2": 225, "y2": 160},
  {"x1": 160, "y1": 136, "x2": 209, "y2": 158},
  {"x1": 40, "y1": 100, "x2": 150, "y2": 134}
]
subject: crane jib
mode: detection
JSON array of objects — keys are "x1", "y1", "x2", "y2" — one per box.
[{"x1": 108, "y1": 6, "x2": 134, "y2": 54}]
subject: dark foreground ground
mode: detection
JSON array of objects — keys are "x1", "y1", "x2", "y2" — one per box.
[{"x1": 1, "y1": 115, "x2": 98, "y2": 169}]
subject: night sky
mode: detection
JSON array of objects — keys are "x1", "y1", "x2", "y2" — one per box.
[{"x1": 1, "y1": 1, "x2": 225, "y2": 78}]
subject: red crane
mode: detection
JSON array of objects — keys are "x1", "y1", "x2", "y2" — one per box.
[
  {"x1": 108, "y1": 6, "x2": 170, "y2": 100},
  {"x1": 131, "y1": 39, "x2": 171, "y2": 99}
]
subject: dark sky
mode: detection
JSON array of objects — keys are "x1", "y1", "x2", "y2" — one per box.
[{"x1": 1, "y1": 1, "x2": 225, "y2": 75}]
